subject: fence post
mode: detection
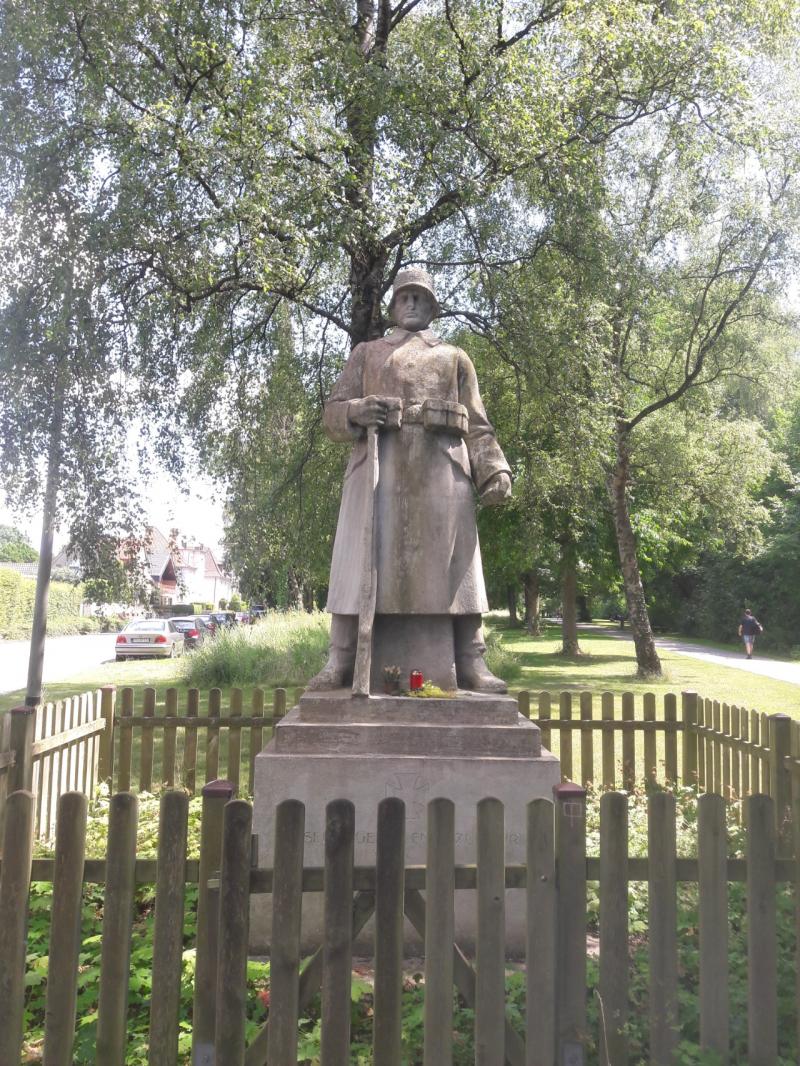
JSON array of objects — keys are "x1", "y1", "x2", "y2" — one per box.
[
  {"x1": 0, "y1": 790, "x2": 35, "y2": 1065},
  {"x1": 555, "y1": 781, "x2": 587, "y2": 1064},
  {"x1": 7, "y1": 706, "x2": 35, "y2": 793},
  {"x1": 517, "y1": 690, "x2": 531, "y2": 719},
  {"x1": 769, "y1": 714, "x2": 792, "y2": 857},
  {"x1": 476, "y1": 797, "x2": 506, "y2": 1066},
  {"x1": 192, "y1": 780, "x2": 235, "y2": 1066},
  {"x1": 98, "y1": 686, "x2": 116, "y2": 786},
  {"x1": 269, "y1": 799, "x2": 305, "y2": 1066},
  {"x1": 681, "y1": 692, "x2": 699, "y2": 787}
]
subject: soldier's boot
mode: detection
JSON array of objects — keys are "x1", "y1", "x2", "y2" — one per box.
[
  {"x1": 306, "y1": 614, "x2": 358, "y2": 691},
  {"x1": 454, "y1": 615, "x2": 507, "y2": 693}
]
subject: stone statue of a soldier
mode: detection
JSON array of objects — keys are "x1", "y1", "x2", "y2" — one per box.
[{"x1": 308, "y1": 268, "x2": 512, "y2": 694}]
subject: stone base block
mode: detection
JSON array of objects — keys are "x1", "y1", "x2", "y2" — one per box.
[
  {"x1": 251, "y1": 710, "x2": 560, "y2": 955},
  {"x1": 370, "y1": 614, "x2": 457, "y2": 691}
]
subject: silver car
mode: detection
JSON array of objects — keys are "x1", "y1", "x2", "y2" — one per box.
[{"x1": 115, "y1": 619, "x2": 185, "y2": 661}]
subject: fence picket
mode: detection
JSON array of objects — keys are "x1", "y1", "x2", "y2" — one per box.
[
  {"x1": 601, "y1": 692, "x2": 616, "y2": 788},
  {"x1": 731, "y1": 706, "x2": 741, "y2": 808},
  {"x1": 268, "y1": 800, "x2": 305, "y2": 1066},
  {"x1": 43, "y1": 792, "x2": 88, "y2": 1066},
  {"x1": 559, "y1": 692, "x2": 573, "y2": 780},
  {"x1": 476, "y1": 797, "x2": 506, "y2": 1066},
  {"x1": 705, "y1": 700, "x2": 714, "y2": 793},
  {"x1": 228, "y1": 689, "x2": 243, "y2": 790},
  {"x1": 373, "y1": 797, "x2": 405, "y2": 1066},
  {"x1": 274, "y1": 687, "x2": 287, "y2": 722},
  {"x1": 682, "y1": 691, "x2": 699, "y2": 788},
  {"x1": 98, "y1": 686, "x2": 116, "y2": 787},
  {"x1": 139, "y1": 688, "x2": 156, "y2": 793},
  {"x1": 580, "y1": 692, "x2": 594, "y2": 786},
  {"x1": 215, "y1": 799, "x2": 253, "y2": 1066},
  {"x1": 555, "y1": 783, "x2": 587, "y2": 1061},
  {"x1": 162, "y1": 689, "x2": 178, "y2": 788},
  {"x1": 760, "y1": 711, "x2": 771, "y2": 794},
  {"x1": 643, "y1": 691, "x2": 656, "y2": 784},
  {"x1": 118, "y1": 689, "x2": 133, "y2": 792},
  {"x1": 424, "y1": 798, "x2": 455, "y2": 1066},
  {"x1": 713, "y1": 701, "x2": 722, "y2": 795},
  {"x1": 740, "y1": 709, "x2": 751, "y2": 801},
  {"x1": 648, "y1": 792, "x2": 678, "y2": 1065},
  {"x1": 184, "y1": 689, "x2": 199, "y2": 793},
  {"x1": 664, "y1": 693, "x2": 678, "y2": 785},
  {"x1": 97, "y1": 792, "x2": 139, "y2": 1065},
  {"x1": 149, "y1": 791, "x2": 189, "y2": 1066},
  {"x1": 698, "y1": 793, "x2": 728, "y2": 1060},
  {"x1": 769, "y1": 715, "x2": 792, "y2": 856},
  {"x1": 750, "y1": 711, "x2": 760, "y2": 793},
  {"x1": 622, "y1": 692, "x2": 635, "y2": 790},
  {"x1": 0, "y1": 790, "x2": 35, "y2": 1065},
  {"x1": 321, "y1": 799, "x2": 356, "y2": 1066},
  {"x1": 33, "y1": 704, "x2": 46, "y2": 838},
  {"x1": 42, "y1": 702, "x2": 58, "y2": 839},
  {"x1": 538, "y1": 692, "x2": 552, "y2": 751},
  {"x1": 206, "y1": 689, "x2": 221, "y2": 784},
  {"x1": 526, "y1": 798, "x2": 555, "y2": 1066},
  {"x1": 518, "y1": 689, "x2": 531, "y2": 719},
  {"x1": 722, "y1": 704, "x2": 731, "y2": 801},
  {"x1": 747, "y1": 794, "x2": 777, "y2": 1064},
  {"x1": 249, "y1": 689, "x2": 265, "y2": 794},
  {"x1": 192, "y1": 781, "x2": 235, "y2": 1064},
  {"x1": 599, "y1": 792, "x2": 629, "y2": 1065}
]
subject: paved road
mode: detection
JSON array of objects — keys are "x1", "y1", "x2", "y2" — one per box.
[
  {"x1": 0, "y1": 633, "x2": 115, "y2": 696},
  {"x1": 588, "y1": 626, "x2": 800, "y2": 686}
]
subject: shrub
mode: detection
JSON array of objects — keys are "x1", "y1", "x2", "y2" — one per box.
[
  {"x1": 182, "y1": 610, "x2": 330, "y2": 688},
  {"x1": 483, "y1": 622, "x2": 522, "y2": 682}
]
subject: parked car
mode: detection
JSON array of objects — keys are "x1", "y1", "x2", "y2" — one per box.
[
  {"x1": 211, "y1": 611, "x2": 237, "y2": 629},
  {"x1": 115, "y1": 619, "x2": 185, "y2": 661},
  {"x1": 168, "y1": 615, "x2": 213, "y2": 650},
  {"x1": 199, "y1": 613, "x2": 218, "y2": 635}
]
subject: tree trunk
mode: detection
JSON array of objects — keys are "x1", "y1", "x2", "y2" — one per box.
[
  {"x1": 559, "y1": 539, "x2": 582, "y2": 657},
  {"x1": 287, "y1": 567, "x2": 303, "y2": 611},
  {"x1": 506, "y1": 584, "x2": 519, "y2": 627},
  {"x1": 608, "y1": 424, "x2": 662, "y2": 676},
  {"x1": 26, "y1": 366, "x2": 66, "y2": 706},
  {"x1": 523, "y1": 570, "x2": 542, "y2": 634}
]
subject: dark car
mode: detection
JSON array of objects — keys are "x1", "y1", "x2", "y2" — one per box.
[
  {"x1": 211, "y1": 611, "x2": 237, "y2": 629},
  {"x1": 169, "y1": 615, "x2": 213, "y2": 650}
]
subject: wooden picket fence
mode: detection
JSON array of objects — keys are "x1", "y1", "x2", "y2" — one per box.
[
  {"x1": 0, "y1": 784, "x2": 797, "y2": 1064},
  {"x1": 2, "y1": 685, "x2": 798, "y2": 846},
  {"x1": 0, "y1": 692, "x2": 106, "y2": 843}
]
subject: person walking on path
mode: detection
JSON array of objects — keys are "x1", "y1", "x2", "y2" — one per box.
[{"x1": 738, "y1": 608, "x2": 763, "y2": 659}]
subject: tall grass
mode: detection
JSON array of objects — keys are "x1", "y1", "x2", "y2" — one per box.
[{"x1": 183, "y1": 611, "x2": 330, "y2": 688}]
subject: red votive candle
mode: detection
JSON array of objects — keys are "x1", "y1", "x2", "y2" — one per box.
[{"x1": 410, "y1": 670, "x2": 424, "y2": 690}]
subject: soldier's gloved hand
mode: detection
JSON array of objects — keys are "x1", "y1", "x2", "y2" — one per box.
[
  {"x1": 348, "y1": 395, "x2": 392, "y2": 428},
  {"x1": 479, "y1": 471, "x2": 512, "y2": 505}
]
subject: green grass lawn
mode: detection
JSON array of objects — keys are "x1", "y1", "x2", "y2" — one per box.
[{"x1": 501, "y1": 622, "x2": 800, "y2": 717}]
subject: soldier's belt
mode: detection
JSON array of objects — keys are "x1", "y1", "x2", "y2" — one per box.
[{"x1": 398, "y1": 399, "x2": 468, "y2": 437}]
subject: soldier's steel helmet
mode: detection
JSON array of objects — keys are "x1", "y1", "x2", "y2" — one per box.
[{"x1": 387, "y1": 268, "x2": 441, "y2": 320}]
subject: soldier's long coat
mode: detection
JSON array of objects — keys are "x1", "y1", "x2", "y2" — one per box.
[{"x1": 324, "y1": 328, "x2": 510, "y2": 616}]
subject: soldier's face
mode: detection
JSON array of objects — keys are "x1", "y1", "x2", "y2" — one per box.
[{"x1": 393, "y1": 288, "x2": 435, "y2": 331}]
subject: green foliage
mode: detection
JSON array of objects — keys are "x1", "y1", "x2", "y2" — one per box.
[
  {"x1": 182, "y1": 610, "x2": 330, "y2": 688},
  {"x1": 0, "y1": 523, "x2": 37, "y2": 562}
]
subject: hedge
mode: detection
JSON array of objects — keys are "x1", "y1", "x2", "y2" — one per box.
[{"x1": 0, "y1": 569, "x2": 88, "y2": 639}]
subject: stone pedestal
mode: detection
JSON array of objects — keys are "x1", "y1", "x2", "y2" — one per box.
[{"x1": 252, "y1": 689, "x2": 560, "y2": 955}]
